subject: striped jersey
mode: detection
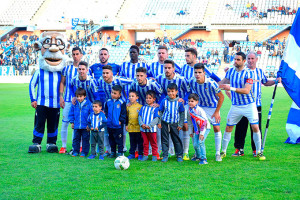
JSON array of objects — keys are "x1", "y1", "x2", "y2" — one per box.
[
  {"x1": 180, "y1": 64, "x2": 221, "y2": 82},
  {"x1": 156, "y1": 73, "x2": 190, "y2": 99},
  {"x1": 159, "y1": 97, "x2": 185, "y2": 123},
  {"x1": 90, "y1": 62, "x2": 120, "y2": 79},
  {"x1": 87, "y1": 112, "x2": 107, "y2": 132},
  {"x1": 98, "y1": 76, "x2": 133, "y2": 102},
  {"x1": 139, "y1": 105, "x2": 160, "y2": 133},
  {"x1": 130, "y1": 78, "x2": 163, "y2": 105},
  {"x1": 225, "y1": 67, "x2": 255, "y2": 105},
  {"x1": 70, "y1": 75, "x2": 98, "y2": 103},
  {"x1": 62, "y1": 65, "x2": 78, "y2": 102},
  {"x1": 148, "y1": 61, "x2": 181, "y2": 78},
  {"x1": 189, "y1": 77, "x2": 221, "y2": 108},
  {"x1": 29, "y1": 69, "x2": 61, "y2": 108},
  {"x1": 247, "y1": 67, "x2": 267, "y2": 107}
]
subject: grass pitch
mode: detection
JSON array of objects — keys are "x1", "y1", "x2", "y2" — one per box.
[{"x1": 0, "y1": 84, "x2": 299, "y2": 199}]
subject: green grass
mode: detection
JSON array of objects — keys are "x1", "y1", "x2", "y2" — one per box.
[{"x1": 0, "y1": 84, "x2": 299, "y2": 199}]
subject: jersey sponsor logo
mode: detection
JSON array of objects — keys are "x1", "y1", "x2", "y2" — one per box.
[{"x1": 246, "y1": 79, "x2": 253, "y2": 84}]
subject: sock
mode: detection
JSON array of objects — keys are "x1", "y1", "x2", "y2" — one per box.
[
  {"x1": 253, "y1": 131, "x2": 262, "y2": 153},
  {"x1": 214, "y1": 131, "x2": 222, "y2": 155},
  {"x1": 60, "y1": 121, "x2": 69, "y2": 148},
  {"x1": 183, "y1": 131, "x2": 190, "y2": 154},
  {"x1": 222, "y1": 131, "x2": 231, "y2": 153}
]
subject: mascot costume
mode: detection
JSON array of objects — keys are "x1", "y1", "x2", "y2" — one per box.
[{"x1": 28, "y1": 32, "x2": 67, "y2": 153}]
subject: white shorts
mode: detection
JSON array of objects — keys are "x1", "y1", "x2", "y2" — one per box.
[
  {"x1": 62, "y1": 102, "x2": 72, "y2": 123},
  {"x1": 227, "y1": 102, "x2": 259, "y2": 126},
  {"x1": 201, "y1": 107, "x2": 220, "y2": 126}
]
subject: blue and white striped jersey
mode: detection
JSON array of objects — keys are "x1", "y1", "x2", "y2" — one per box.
[
  {"x1": 90, "y1": 62, "x2": 120, "y2": 80},
  {"x1": 156, "y1": 73, "x2": 190, "y2": 99},
  {"x1": 98, "y1": 76, "x2": 133, "y2": 102},
  {"x1": 139, "y1": 105, "x2": 160, "y2": 133},
  {"x1": 180, "y1": 64, "x2": 221, "y2": 82},
  {"x1": 130, "y1": 78, "x2": 163, "y2": 105},
  {"x1": 87, "y1": 112, "x2": 107, "y2": 132},
  {"x1": 62, "y1": 65, "x2": 78, "y2": 102},
  {"x1": 225, "y1": 67, "x2": 255, "y2": 106},
  {"x1": 148, "y1": 61, "x2": 181, "y2": 78},
  {"x1": 159, "y1": 97, "x2": 185, "y2": 123},
  {"x1": 189, "y1": 77, "x2": 221, "y2": 108},
  {"x1": 70, "y1": 75, "x2": 98, "y2": 103},
  {"x1": 29, "y1": 69, "x2": 61, "y2": 108},
  {"x1": 247, "y1": 67, "x2": 268, "y2": 107}
]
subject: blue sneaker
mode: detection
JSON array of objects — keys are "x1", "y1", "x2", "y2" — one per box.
[
  {"x1": 127, "y1": 154, "x2": 135, "y2": 159},
  {"x1": 80, "y1": 153, "x2": 86, "y2": 157},
  {"x1": 138, "y1": 155, "x2": 143, "y2": 161},
  {"x1": 88, "y1": 154, "x2": 96, "y2": 159},
  {"x1": 99, "y1": 155, "x2": 104, "y2": 160},
  {"x1": 103, "y1": 151, "x2": 110, "y2": 157},
  {"x1": 141, "y1": 155, "x2": 148, "y2": 161},
  {"x1": 177, "y1": 157, "x2": 183, "y2": 162},
  {"x1": 161, "y1": 157, "x2": 168, "y2": 162},
  {"x1": 108, "y1": 152, "x2": 116, "y2": 158},
  {"x1": 152, "y1": 156, "x2": 157, "y2": 162},
  {"x1": 72, "y1": 152, "x2": 78, "y2": 157},
  {"x1": 199, "y1": 159, "x2": 208, "y2": 165},
  {"x1": 191, "y1": 157, "x2": 200, "y2": 161}
]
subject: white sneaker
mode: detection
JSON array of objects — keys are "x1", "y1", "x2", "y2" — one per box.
[{"x1": 215, "y1": 154, "x2": 222, "y2": 162}]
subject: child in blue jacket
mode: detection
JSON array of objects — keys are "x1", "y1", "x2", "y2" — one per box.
[
  {"x1": 104, "y1": 85, "x2": 127, "y2": 158},
  {"x1": 69, "y1": 88, "x2": 93, "y2": 157}
]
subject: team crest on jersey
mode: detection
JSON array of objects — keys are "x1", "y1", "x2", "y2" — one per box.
[
  {"x1": 97, "y1": 67, "x2": 100, "y2": 70},
  {"x1": 117, "y1": 104, "x2": 120, "y2": 108}
]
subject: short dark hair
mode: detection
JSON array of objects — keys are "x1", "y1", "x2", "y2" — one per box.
[
  {"x1": 185, "y1": 48, "x2": 197, "y2": 57},
  {"x1": 167, "y1": 83, "x2": 178, "y2": 91},
  {"x1": 136, "y1": 67, "x2": 147, "y2": 74},
  {"x1": 164, "y1": 59, "x2": 174, "y2": 68},
  {"x1": 236, "y1": 52, "x2": 246, "y2": 60},
  {"x1": 112, "y1": 85, "x2": 122, "y2": 94},
  {"x1": 194, "y1": 63, "x2": 205, "y2": 71},
  {"x1": 75, "y1": 88, "x2": 86, "y2": 96},
  {"x1": 158, "y1": 45, "x2": 168, "y2": 51},
  {"x1": 78, "y1": 61, "x2": 88, "y2": 68},
  {"x1": 100, "y1": 48, "x2": 109, "y2": 53},
  {"x1": 93, "y1": 100, "x2": 102, "y2": 107},
  {"x1": 146, "y1": 90, "x2": 156, "y2": 99},
  {"x1": 72, "y1": 47, "x2": 82, "y2": 54},
  {"x1": 188, "y1": 93, "x2": 199, "y2": 101},
  {"x1": 102, "y1": 65, "x2": 112, "y2": 71},
  {"x1": 130, "y1": 45, "x2": 139, "y2": 53},
  {"x1": 129, "y1": 90, "x2": 139, "y2": 97}
]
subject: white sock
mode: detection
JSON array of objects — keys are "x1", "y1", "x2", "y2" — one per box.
[
  {"x1": 253, "y1": 131, "x2": 262, "y2": 153},
  {"x1": 222, "y1": 131, "x2": 231, "y2": 153},
  {"x1": 214, "y1": 131, "x2": 222, "y2": 155},
  {"x1": 182, "y1": 131, "x2": 190, "y2": 154},
  {"x1": 60, "y1": 121, "x2": 69, "y2": 148}
]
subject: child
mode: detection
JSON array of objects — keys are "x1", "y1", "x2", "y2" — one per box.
[
  {"x1": 187, "y1": 93, "x2": 210, "y2": 165},
  {"x1": 87, "y1": 100, "x2": 107, "y2": 160},
  {"x1": 69, "y1": 88, "x2": 93, "y2": 157},
  {"x1": 159, "y1": 83, "x2": 185, "y2": 162},
  {"x1": 139, "y1": 90, "x2": 160, "y2": 161},
  {"x1": 126, "y1": 90, "x2": 143, "y2": 160},
  {"x1": 104, "y1": 85, "x2": 127, "y2": 158}
]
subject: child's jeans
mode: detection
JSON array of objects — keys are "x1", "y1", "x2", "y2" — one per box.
[
  {"x1": 73, "y1": 129, "x2": 90, "y2": 155},
  {"x1": 193, "y1": 129, "x2": 210, "y2": 159}
]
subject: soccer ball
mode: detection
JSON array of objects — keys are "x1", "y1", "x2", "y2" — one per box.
[{"x1": 114, "y1": 156, "x2": 130, "y2": 170}]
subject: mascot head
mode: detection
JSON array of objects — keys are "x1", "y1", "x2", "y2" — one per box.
[{"x1": 34, "y1": 32, "x2": 67, "y2": 72}]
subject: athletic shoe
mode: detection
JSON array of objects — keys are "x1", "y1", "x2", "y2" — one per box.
[
  {"x1": 67, "y1": 149, "x2": 74, "y2": 155},
  {"x1": 199, "y1": 159, "x2": 208, "y2": 165},
  {"x1": 59, "y1": 147, "x2": 67, "y2": 154},
  {"x1": 191, "y1": 157, "x2": 200, "y2": 161},
  {"x1": 99, "y1": 155, "x2": 104, "y2": 160},
  {"x1": 127, "y1": 154, "x2": 135, "y2": 160},
  {"x1": 116, "y1": 153, "x2": 124, "y2": 157},
  {"x1": 232, "y1": 149, "x2": 244, "y2": 157},
  {"x1": 152, "y1": 156, "x2": 157, "y2": 162},
  {"x1": 80, "y1": 147, "x2": 82, "y2": 153},
  {"x1": 135, "y1": 151, "x2": 139, "y2": 158},
  {"x1": 161, "y1": 157, "x2": 168, "y2": 162},
  {"x1": 177, "y1": 157, "x2": 183, "y2": 162},
  {"x1": 108, "y1": 152, "x2": 116, "y2": 158},
  {"x1": 103, "y1": 151, "x2": 110, "y2": 157},
  {"x1": 138, "y1": 155, "x2": 143, "y2": 161},
  {"x1": 183, "y1": 153, "x2": 190, "y2": 161},
  {"x1": 80, "y1": 153, "x2": 86, "y2": 157},
  {"x1": 253, "y1": 150, "x2": 257, "y2": 157},
  {"x1": 220, "y1": 151, "x2": 226, "y2": 159},
  {"x1": 72, "y1": 152, "x2": 78, "y2": 157},
  {"x1": 215, "y1": 154, "x2": 222, "y2": 162},
  {"x1": 257, "y1": 152, "x2": 266, "y2": 161},
  {"x1": 88, "y1": 154, "x2": 96, "y2": 159},
  {"x1": 141, "y1": 156, "x2": 148, "y2": 161},
  {"x1": 156, "y1": 155, "x2": 162, "y2": 160}
]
